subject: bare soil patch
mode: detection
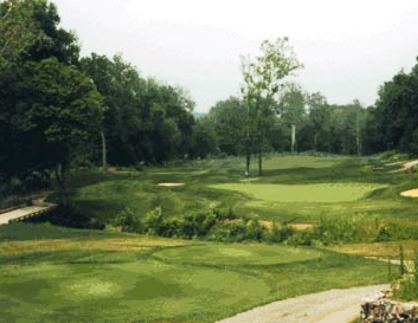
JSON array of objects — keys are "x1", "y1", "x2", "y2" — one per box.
[
  {"x1": 157, "y1": 182, "x2": 185, "y2": 187},
  {"x1": 257, "y1": 220, "x2": 313, "y2": 231}
]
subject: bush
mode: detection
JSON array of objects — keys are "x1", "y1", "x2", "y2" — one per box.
[
  {"x1": 246, "y1": 219, "x2": 265, "y2": 241},
  {"x1": 114, "y1": 207, "x2": 144, "y2": 233},
  {"x1": 393, "y1": 251, "x2": 418, "y2": 301},
  {"x1": 267, "y1": 222, "x2": 295, "y2": 243},
  {"x1": 143, "y1": 207, "x2": 165, "y2": 235},
  {"x1": 312, "y1": 214, "x2": 378, "y2": 245},
  {"x1": 207, "y1": 220, "x2": 249, "y2": 242},
  {"x1": 375, "y1": 223, "x2": 418, "y2": 242}
]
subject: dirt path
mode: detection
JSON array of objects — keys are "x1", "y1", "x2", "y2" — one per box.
[{"x1": 218, "y1": 284, "x2": 389, "y2": 323}]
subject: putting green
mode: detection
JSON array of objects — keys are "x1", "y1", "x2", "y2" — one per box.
[
  {"x1": 154, "y1": 244, "x2": 322, "y2": 265},
  {"x1": 209, "y1": 183, "x2": 387, "y2": 203}
]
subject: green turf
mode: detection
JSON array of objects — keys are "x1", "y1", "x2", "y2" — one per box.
[
  {"x1": 0, "y1": 225, "x2": 390, "y2": 322},
  {"x1": 209, "y1": 183, "x2": 387, "y2": 203},
  {"x1": 154, "y1": 243, "x2": 322, "y2": 265},
  {"x1": 1, "y1": 154, "x2": 415, "y2": 321},
  {"x1": 69, "y1": 154, "x2": 418, "y2": 224}
]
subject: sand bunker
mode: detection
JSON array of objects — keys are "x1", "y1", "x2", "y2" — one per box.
[
  {"x1": 390, "y1": 159, "x2": 418, "y2": 173},
  {"x1": 400, "y1": 188, "x2": 418, "y2": 198},
  {"x1": 157, "y1": 182, "x2": 185, "y2": 187}
]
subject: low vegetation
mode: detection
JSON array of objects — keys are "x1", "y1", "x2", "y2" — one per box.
[
  {"x1": 0, "y1": 223, "x2": 389, "y2": 322},
  {"x1": 40, "y1": 154, "x2": 416, "y2": 247}
]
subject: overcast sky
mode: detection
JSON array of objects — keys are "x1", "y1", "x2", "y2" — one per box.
[{"x1": 54, "y1": 0, "x2": 418, "y2": 112}]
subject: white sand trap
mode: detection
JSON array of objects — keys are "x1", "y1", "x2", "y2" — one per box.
[
  {"x1": 400, "y1": 188, "x2": 418, "y2": 198},
  {"x1": 157, "y1": 182, "x2": 185, "y2": 187}
]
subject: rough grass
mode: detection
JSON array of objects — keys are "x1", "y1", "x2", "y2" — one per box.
[
  {"x1": 0, "y1": 223, "x2": 389, "y2": 323},
  {"x1": 329, "y1": 240, "x2": 418, "y2": 260}
]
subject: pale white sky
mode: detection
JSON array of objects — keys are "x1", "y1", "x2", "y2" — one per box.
[{"x1": 54, "y1": 0, "x2": 418, "y2": 112}]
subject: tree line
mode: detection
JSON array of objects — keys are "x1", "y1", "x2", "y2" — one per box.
[
  {"x1": 1, "y1": 0, "x2": 418, "y2": 196},
  {"x1": 0, "y1": 0, "x2": 195, "y2": 198},
  {"x1": 194, "y1": 45, "x2": 418, "y2": 175}
]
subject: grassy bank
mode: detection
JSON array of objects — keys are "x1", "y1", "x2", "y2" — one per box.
[
  {"x1": 64, "y1": 154, "x2": 418, "y2": 242},
  {"x1": 0, "y1": 223, "x2": 389, "y2": 322}
]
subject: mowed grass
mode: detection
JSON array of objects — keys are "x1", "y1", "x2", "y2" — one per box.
[
  {"x1": 68, "y1": 154, "x2": 418, "y2": 225},
  {"x1": 0, "y1": 223, "x2": 390, "y2": 323},
  {"x1": 209, "y1": 183, "x2": 387, "y2": 203}
]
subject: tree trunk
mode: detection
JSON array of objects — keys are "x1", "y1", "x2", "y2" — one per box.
[
  {"x1": 245, "y1": 153, "x2": 250, "y2": 177},
  {"x1": 291, "y1": 124, "x2": 296, "y2": 153},
  {"x1": 314, "y1": 132, "x2": 318, "y2": 151},
  {"x1": 101, "y1": 131, "x2": 107, "y2": 170},
  {"x1": 55, "y1": 163, "x2": 69, "y2": 206},
  {"x1": 356, "y1": 113, "x2": 361, "y2": 156},
  {"x1": 258, "y1": 150, "x2": 262, "y2": 176}
]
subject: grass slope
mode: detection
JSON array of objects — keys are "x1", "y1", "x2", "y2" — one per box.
[
  {"x1": 69, "y1": 154, "x2": 418, "y2": 225},
  {"x1": 0, "y1": 223, "x2": 389, "y2": 323}
]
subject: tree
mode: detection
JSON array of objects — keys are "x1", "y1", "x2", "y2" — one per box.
[
  {"x1": 0, "y1": 0, "x2": 38, "y2": 64},
  {"x1": 0, "y1": 0, "x2": 88, "y2": 193},
  {"x1": 206, "y1": 97, "x2": 247, "y2": 156},
  {"x1": 190, "y1": 118, "x2": 218, "y2": 158},
  {"x1": 306, "y1": 92, "x2": 330, "y2": 151},
  {"x1": 0, "y1": 57, "x2": 103, "y2": 202},
  {"x1": 278, "y1": 83, "x2": 306, "y2": 153},
  {"x1": 368, "y1": 61, "x2": 418, "y2": 155},
  {"x1": 241, "y1": 37, "x2": 303, "y2": 176},
  {"x1": 24, "y1": 0, "x2": 79, "y2": 64},
  {"x1": 81, "y1": 53, "x2": 195, "y2": 166}
]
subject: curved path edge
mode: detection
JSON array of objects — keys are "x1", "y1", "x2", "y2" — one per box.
[{"x1": 217, "y1": 284, "x2": 389, "y2": 323}]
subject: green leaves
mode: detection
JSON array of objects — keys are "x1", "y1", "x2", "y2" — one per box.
[
  {"x1": 0, "y1": 0, "x2": 42, "y2": 63},
  {"x1": 241, "y1": 38, "x2": 303, "y2": 100}
]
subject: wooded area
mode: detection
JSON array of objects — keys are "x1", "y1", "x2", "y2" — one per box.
[{"x1": 1, "y1": 0, "x2": 418, "y2": 196}]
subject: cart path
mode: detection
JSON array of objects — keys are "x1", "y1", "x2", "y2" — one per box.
[
  {"x1": 218, "y1": 284, "x2": 389, "y2": 323},
  {"x1": 0, "y1": 203, "x2": 57, "y2": 225}
]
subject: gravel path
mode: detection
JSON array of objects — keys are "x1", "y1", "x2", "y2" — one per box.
[{"x1": 218, "y1": 284, "x2": 389, "y2": 323}]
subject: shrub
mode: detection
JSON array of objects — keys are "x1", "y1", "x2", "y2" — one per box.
[
  {"x1": 143, "y1": 207, "x2": 165, "y2": 235},
  {"x1": 375, "y1": 223, "x2": 418, "y2": 242},
  {"x1": 246, "y1": 218, "x2": 265, "y2": 241},
  {"x1": 267, "y1": 222, "x2": 295, "y2": 243},
  {"x1": 207, "y1": 220, "x2": 249, "y2": 242},
  {"x1": 313, "y1": 214, "x2": 378, "y2": 245},
  {"x1": 393, "y1": 251, "x2": 418, "y2": 301},
  {"x1": 114, "y1": 207, "x2": 143, "y2": 233}
]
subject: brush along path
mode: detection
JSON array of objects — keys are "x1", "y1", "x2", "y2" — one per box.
[{"x1": 218, "y1": 284, "x2": 389, "y2": 323}]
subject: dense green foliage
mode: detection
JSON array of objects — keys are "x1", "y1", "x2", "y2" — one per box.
[
  {"x1": 364, "y1": 61, "x2": 418, "y2": 155},
  {"x1": 0, "y1": 0, "x2": 99, "y2": 199},
  {"x1": 80, "y1": 54, "x2": 195, "y2": 165},
  {"x1": 200, "y1": 93, "x2": 369, "y2": 159},
  {"x1": 0, "y1": 0, "x2": 195, "y2": 200}
]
